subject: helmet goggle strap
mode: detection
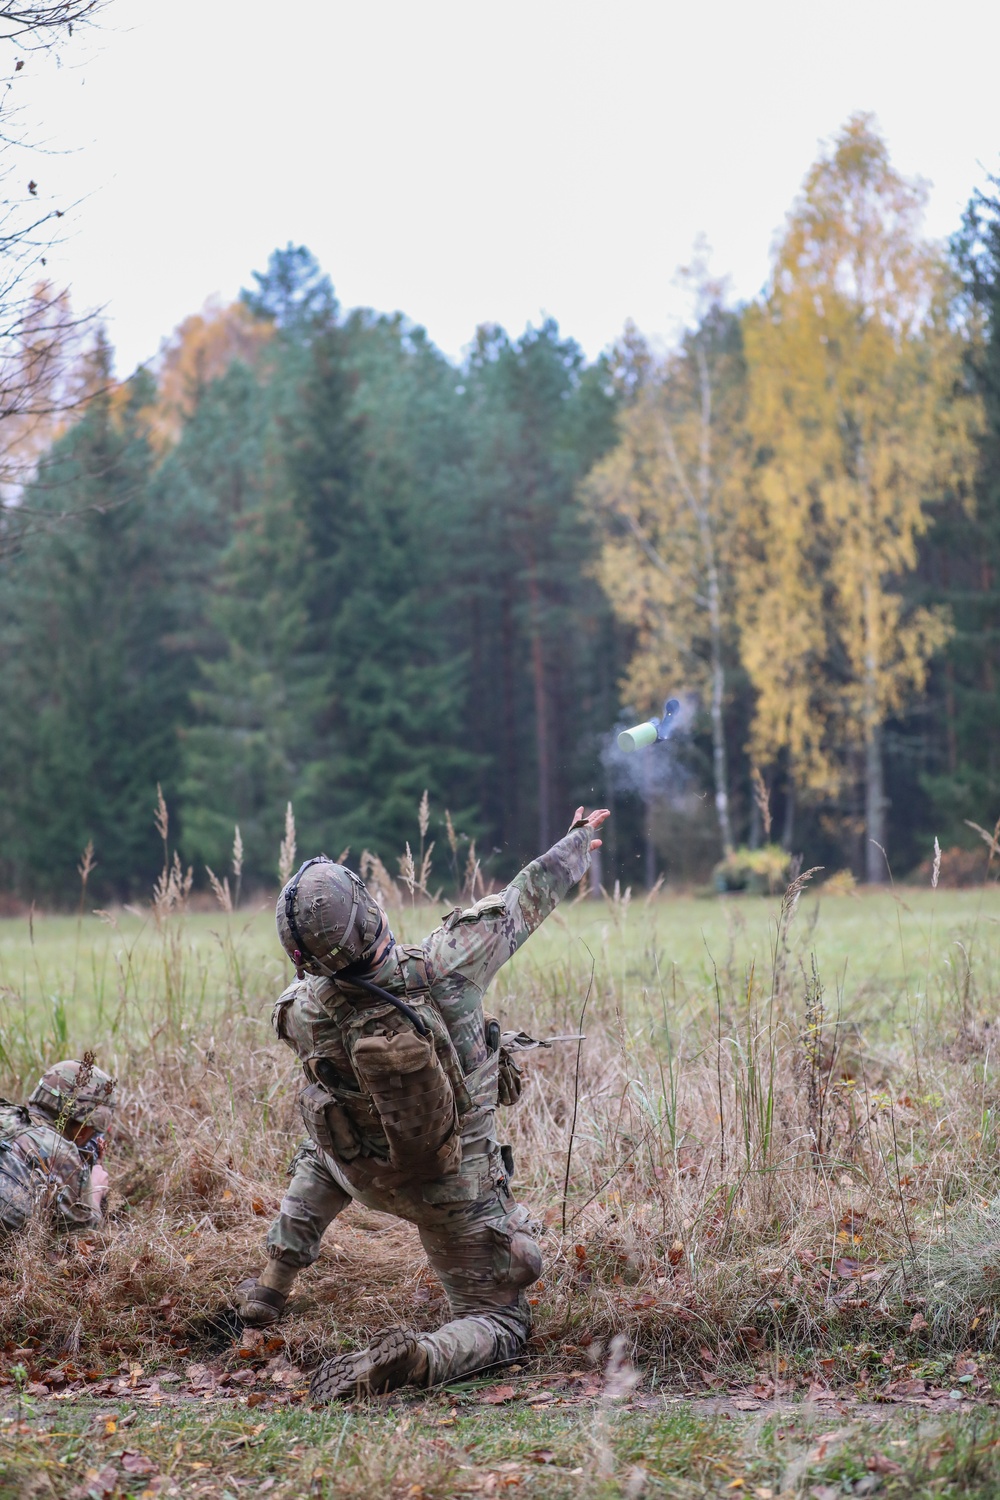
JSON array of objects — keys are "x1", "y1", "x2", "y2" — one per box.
[{"x1": 284, "y1": 856, "x2": 363, "y2": 979}]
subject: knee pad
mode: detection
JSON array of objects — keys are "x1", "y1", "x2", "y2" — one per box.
[{"x1": 491, "y1": 1226, "x2": 542, "y2": 1291}]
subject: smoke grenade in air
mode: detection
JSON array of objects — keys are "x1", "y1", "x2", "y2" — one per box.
[{"x1": 617, "y1": 697, "x2": 681, "y2": 753}]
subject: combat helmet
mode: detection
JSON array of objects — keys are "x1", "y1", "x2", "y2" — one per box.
[
  {"x1": 277, "y1": 857, "x2": 384, "y2": 976},
  {"x1": 28, "y1": 1059, "x2": 118, "y2": 1135}
]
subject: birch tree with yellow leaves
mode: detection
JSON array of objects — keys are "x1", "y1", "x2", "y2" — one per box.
[
  {"x1": 742, "y1": 114, "x2": 980, "y2": 880},
  {"x1": 586, "y1": 288, "x2": 746, "y2": 857}
]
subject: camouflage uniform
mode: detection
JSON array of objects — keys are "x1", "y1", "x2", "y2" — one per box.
[
  {"x1": 0, "y1": 1061, "x2": 116, "y2": 1238},
  {"x1": 262, "y1": 823, "x2": 592, "y2": 1388}
]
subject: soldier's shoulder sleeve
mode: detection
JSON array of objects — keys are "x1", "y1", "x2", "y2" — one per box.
[
  {"x1": 271, "y1": 979, "x2": 311, "y2": 1044},
  {"x1": 0, "y1": 1102, "x2": 30, "y2": 1140},
  {"x1": 423, "y1": 893, "x2": 514, "y2": 989}
]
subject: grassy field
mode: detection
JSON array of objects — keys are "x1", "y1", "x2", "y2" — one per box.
[
  {"x1": 3, "y1": 874, "x2": 1000, "y2": 1496},
  {"x1": 5, "y1": 883, "x2": 997, "y2": 1047}
]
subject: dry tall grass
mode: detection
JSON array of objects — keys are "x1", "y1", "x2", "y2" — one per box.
[{"x1": 2, "y1": 805, "x2": 1000, "y2": 1400}]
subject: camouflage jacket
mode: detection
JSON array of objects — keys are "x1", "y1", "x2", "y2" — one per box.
[
  {"x1": 0, "y1": 1102, "x2": 100, "y2": 1235},
  {"x1": 272, "y1": 824, "x2": 592, "y2": 1155}
]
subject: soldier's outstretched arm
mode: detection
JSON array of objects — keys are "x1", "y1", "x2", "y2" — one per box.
[{"x1": 431, "y1": 807, "x2": 610, "y2": 993}]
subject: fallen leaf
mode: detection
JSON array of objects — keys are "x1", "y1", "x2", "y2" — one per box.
[
  {"x1": 481, "y1": 1384, "x2": 517, "y2": 1404},
  {"x1": 866, "y1": 1454, "x2": 903, "y2": 1476},
  {"x1": 909, "y1": 1312, "x2": 928, "y2": 1333},
  {"x1": 885, "y1": 1377, "x2": 927, "y2": 1397},
  {"x1": 121, "y1": 1450, "x2": 156, "y2": 1475},
  {"x1": 88, "y1": 1466, "x2": 119, "y2": 1498}
]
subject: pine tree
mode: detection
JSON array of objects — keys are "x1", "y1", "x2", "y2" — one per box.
[
  {"x1": 0, "y1": 371, "x2": 191, "y2": 899},
  {"x1": 462, "y1": 321, "x2": 618, "y2": 860},
  {"x1": 180, "y1": 249, "x2": 483, "y2": 878},
  {"x1": 918, "y1": 175, "x2": 1000, "y2": 840}
]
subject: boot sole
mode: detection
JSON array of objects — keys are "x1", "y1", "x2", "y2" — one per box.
[{"x1": 310, "y1": 1325, "x2": 419, "y2": 1402}]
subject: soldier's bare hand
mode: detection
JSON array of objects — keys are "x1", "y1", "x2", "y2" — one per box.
[
  {"x1": 570, "y1": 806, "x2": 611, "y2": 850},
  {"x1": 90, "y1": 1163, "x2": 110, "y2": 1211}
]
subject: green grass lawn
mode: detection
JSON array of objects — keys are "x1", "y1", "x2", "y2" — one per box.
[
  {"x1": 3, "y1": 885, "x2": 999, "y2": 1059},
  {"x1": 4, "y1": 1389, "x2": 1000, "y2": 1498}
]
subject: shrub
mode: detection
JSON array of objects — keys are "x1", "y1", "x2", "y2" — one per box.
[{"x1": 712, "y1": 843, "x2": 790, "y2": 894}]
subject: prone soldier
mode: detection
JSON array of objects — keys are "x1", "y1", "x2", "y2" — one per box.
[
  {"x1": 236, "y1": 806, "x2": 609, "y2": 1400},
  {"x1": 0, "y1": 1058, "x2": 117, "y2": 1238}
]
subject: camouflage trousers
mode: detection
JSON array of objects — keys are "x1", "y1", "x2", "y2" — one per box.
[{"x1": 265, "y1": 1140, "x2": 542, "y2": 1387}]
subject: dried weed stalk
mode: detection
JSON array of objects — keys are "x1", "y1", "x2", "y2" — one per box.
[{"x1": 278, "y1": 802, "x2": 297, "y2": 887}]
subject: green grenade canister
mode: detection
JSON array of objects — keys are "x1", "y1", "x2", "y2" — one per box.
[
  {"x1": 617, "y1": 698, "x2": 681, "y2": 753},
  {"x1": 617, "y1": 720, "x2": 659, "y2": 753}
]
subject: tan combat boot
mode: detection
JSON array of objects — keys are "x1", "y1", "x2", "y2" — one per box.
[
  {"x1": 309, "y1": 1326, "x2": 428, "y2": 1402},
  {"x1": 234, "y1": 1258, "x2": 298, "y2": 1328}
]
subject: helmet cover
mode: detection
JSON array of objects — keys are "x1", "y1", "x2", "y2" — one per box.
[
  {"x1": 29, "y1": 1059, "x2": 118, "y2": 1134},
  {"x1": 276, "y1": 857, "x2": 384, "y2": 976}
]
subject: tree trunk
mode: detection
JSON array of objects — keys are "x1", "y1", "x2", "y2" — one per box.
[
  {"x1": 501, "y1": 587, "x2": 517, "y2": 849},
  {"x1": 944, "y1": 659, "x2": 958, "y2": 774},
  {"x1": 748, "y1": 790, "x2": 762, "y2": 849},
  {"x1": 694, "y1": 345, "x2": 734, "y2": 858},
  {"x1": 864, "y1": 718, "x2": 886, "y2": 883},
  {"x1": 708, "y1": 626, "x2": 733, "y2": 856},
  {"x1": 781, "y1": 772, "x2": 795, "y2": 851},
  {"x1": 862, "y1": 564, "x2": 886, "y2": 884},
  {"x1": 527, "y1": 569, "x2": 551, "y2": 852}
]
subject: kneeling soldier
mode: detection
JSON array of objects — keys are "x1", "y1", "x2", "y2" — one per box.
[
  {"x1": 0, "y1": 1058, "x2": 116, "y2": 1237},
  {"x1": 236, "y1": 806, "x2": 608, "y2": 1400}
]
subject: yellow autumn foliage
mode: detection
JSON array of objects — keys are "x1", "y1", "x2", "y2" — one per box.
[
  {"x1": 145, "y1": 298, "x2": 273, "y2": 450},
  {"x1": 740, "y1": 112, "x2": 981, "y2": 873}
]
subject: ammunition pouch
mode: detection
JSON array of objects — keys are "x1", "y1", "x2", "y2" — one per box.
[
  {"x1": 298, "y1": 1083, "x2": 363, "y2": 1162},
  {"x1": 350, "y1": 1026, "x2": 460, "y2": 1181}
]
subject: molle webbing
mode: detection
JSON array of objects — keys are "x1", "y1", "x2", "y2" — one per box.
[
  {"x1": 350, "y1": 1028, "x2": 460, "y2": 1180},
  {"x1": 397, "y1": 948, "x2": 472, "y2": 1115}
]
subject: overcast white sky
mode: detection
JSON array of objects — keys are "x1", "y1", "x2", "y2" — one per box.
[{"x1": 13, "y1": 0, "x2": 1000, "y2": 376}]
